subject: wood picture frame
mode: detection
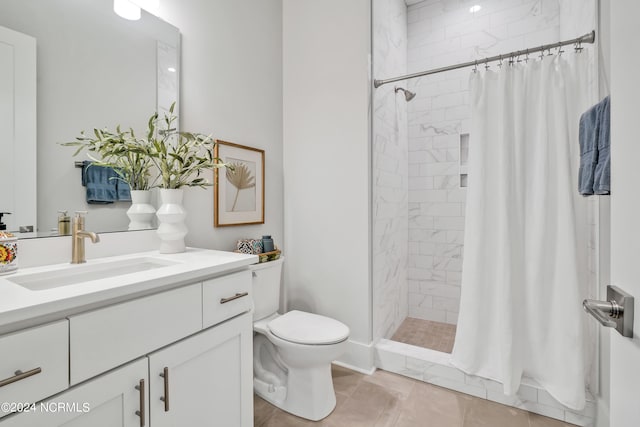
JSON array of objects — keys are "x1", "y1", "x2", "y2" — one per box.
[{"x1": 214, "y1": 140, "x2": 265, "y2": 227}]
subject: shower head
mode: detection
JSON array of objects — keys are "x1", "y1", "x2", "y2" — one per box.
[{"x1": 395, "y1": 87, "x2": 416, "y2": 102}]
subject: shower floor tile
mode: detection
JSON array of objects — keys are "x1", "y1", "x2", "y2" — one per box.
[{"x1": 391, "y1": 317, "x2": 457, "y2": 353}]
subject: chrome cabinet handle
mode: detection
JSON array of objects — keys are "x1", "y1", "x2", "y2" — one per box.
[
  {"x1": 135, "y1": 379, "x2": 145, "y2": 426},
  {"x1": 220, "y1": 292, "x2": 249, "y2": 304},
  {"x1": 0, "y1": 367, "x2": 42, "y2": 388},
  {"x1": 160, "y1": 367, "x2": 169, "y2": 412}
]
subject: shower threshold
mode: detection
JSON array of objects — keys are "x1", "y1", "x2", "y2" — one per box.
[{"x1": 375, "y1": 339, "x2": 595, "y2": 426}]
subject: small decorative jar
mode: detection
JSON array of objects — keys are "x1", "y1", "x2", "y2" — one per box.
[
  {"x1": 0, "y1": 232, "x2": 18, "y2": 275},
  {"x1": 262, "y1": 235, "x2": 274, "y2": 252}
]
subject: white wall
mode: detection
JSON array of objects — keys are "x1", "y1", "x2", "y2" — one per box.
[
  {"x1": 158, "y1": 0, "x2": 284, "y2": 252},
  {"x1": 283, "y1": 0, "x2": 373, "y2": 370}
]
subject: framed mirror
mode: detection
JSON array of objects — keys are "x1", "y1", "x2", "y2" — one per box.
[{"x1": 0, "y1": 0, "x2": 180, "y2": 238}]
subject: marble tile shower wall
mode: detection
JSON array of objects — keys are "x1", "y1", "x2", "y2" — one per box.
[
  {"x1": 372, "y1": 0, "x2": 410, "y2": 340},
  {"x1": 406, "y1": 0, "x2": 562, "y2": 324}
]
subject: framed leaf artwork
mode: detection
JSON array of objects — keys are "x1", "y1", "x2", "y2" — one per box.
[{"x1": 214, "y1": 140, "x2": 265, "y2": 227}]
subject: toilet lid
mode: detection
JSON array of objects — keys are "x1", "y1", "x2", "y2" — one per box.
[{"x1": 267, "y1": 310, "x2": 350, "y2": 345}]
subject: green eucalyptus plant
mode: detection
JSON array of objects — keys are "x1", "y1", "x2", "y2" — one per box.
[
  {"x1": 61, "y1": 103, "x2": 228, "y2": 190},
  {"x1": 146, "y1": 103, "x2": 227, "y2": 189}
]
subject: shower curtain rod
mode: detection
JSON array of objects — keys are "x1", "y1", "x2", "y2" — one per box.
[{"x1": 373, "y1": 30, "x2": 596, "y2": 88}]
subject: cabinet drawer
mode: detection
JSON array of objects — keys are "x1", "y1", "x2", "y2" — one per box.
[
  {"x1": 0, "y1": 320, "x2": 68, "y2": 418},
  {"x1": 69, "y1": 284, "x2": 202, "y2": 385},
  {"x1": 203, "y1": 270, "x2": 252, "y2": 328}
]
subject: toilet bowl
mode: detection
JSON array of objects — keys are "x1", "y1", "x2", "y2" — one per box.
[{"x1": 251, "y1": 258, "x2": 350, "y2": 421}]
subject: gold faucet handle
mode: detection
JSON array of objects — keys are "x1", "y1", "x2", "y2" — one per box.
[{"x1": 73, "y1": 211, "x2": 88, "y2": 228}]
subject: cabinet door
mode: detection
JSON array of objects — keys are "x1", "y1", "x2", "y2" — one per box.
[
  {"x1": 0, "y1": 358, "x2": 148, "y2": 427},
  {"x1": 149, "y1": 313, "x2": 253, "y2": 427}
]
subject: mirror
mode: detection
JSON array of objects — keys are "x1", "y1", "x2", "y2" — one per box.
[{"x1": 0, "y1": 0, "x2": 179, "y2": 238}]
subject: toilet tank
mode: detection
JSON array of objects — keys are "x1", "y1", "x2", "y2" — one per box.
[{"x1": 250, "y1": 257, "x2": 284, "y2": 321}]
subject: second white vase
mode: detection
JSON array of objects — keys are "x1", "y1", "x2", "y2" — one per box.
[
  {"x1": 127, "y1": 190, "x2": 156, "y2": 230},
  {"x1": 156, "y1": 188, "x2": 187, "y2": 254}
]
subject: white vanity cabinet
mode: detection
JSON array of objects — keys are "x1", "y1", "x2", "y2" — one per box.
[
  {"x1": 149, "y1": 312, "x2": 253, "y2": 427},
  {"x1": 0, "y1": 260, "x2": 255, "y2": 427},
  {"x1": 1, "y1": 358, "x2": 148, "y2": 427}
]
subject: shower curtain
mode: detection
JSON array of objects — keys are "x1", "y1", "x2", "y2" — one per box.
[{"x1": 451, "y1": 53, "x2": 592, "y2": 411}]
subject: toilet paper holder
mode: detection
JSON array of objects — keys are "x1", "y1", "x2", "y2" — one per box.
[{"x1": 583, "y1": 285, "x2": 634, "y2": 337}]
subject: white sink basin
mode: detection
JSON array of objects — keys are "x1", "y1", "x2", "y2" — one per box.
[{"x1": 8, "y1": 257, "x2": 178, "y2": 291}]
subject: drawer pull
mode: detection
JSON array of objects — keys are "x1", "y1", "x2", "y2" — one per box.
[
  {"x1": 160, "y1": 367, "x2": 170, "y2": 412},
  {"x1": 220, "y1": 292, "x2": 249, "y2": 304},
  {"x1": 135, "y1": 379, "x2": 145, "y2": 426},
  {"x1": 0, "y1": 367, "x2": 42, "y2": 388}
]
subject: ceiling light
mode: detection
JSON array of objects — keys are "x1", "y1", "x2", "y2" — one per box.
[
  {"x1": 167, "y1": 67, "x2": 176, "y2": 73},
  {"x1": 114, "y1": 0, "x2": 141, "y2": 20},
  {"x1": 469, "y1": 5, "x2": 482, "y2": 13}
]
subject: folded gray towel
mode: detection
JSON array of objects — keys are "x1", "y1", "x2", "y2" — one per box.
[
  {"x1": 82, "y1": 161, "x2": 131, "y2": 204},
  {"x1": 593, "y1": 96, "x2": 610, "y2": 195},
  {"x1": 578, "y1": 96, "x2": 610, "y2": 196}
]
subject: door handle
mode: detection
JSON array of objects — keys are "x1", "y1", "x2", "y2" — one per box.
[{"x1": 583, "y1": 285, "x2": 634, "y2": 337}]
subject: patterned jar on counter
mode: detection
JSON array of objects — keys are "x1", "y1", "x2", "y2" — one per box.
[{"x1": 0, "y1": 231, "x2": 17, "y2": 275}]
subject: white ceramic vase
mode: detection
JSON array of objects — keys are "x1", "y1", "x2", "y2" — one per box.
[
  {"x1": 126, "y1": 190, "x2": 156, "y2": 231},
  {"x1": 156, "y1": 188, "x2": 187, "y2": 253}
]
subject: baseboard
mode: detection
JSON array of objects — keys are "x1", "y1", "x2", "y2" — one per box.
[{"x1": 335, "y1": 339, "x2": 375, "y2": 374}]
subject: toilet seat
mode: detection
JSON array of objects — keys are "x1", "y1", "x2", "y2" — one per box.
[{"x1": 267, "y1": 310, "x2": 349, "y2": 345}]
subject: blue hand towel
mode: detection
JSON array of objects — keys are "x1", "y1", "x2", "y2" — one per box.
[
  {"x1": 593, "y1": 96, "x2": 610, "y2": 195},
  {"x1": 81, "y1": 161, "x2": 131, "y2": 204},
  {"x1": 578, "y1": 96, "x2": 610, "y2": 196}
]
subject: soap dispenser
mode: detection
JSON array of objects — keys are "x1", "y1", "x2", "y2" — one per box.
[
  {"x1": 58, "y1": 210, "x2": 71, "y2": 235},
  {"x1": 0, "y1": 212, "x2": 9, "y2": 231}
]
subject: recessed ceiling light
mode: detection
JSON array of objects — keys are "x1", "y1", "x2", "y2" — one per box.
[
  {"x1": 167, "y1": 67, "x2": 176, "y2": 73},
  {"x1": 113, "y1": 0, "x2": 141, "y2": 20},
  {"x1": 469, "y1": 5, "x2": 482, "y2": 13}
]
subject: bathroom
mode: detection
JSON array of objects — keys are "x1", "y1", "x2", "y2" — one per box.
[{"x1": 0, "y1": 0, "x2": 638, "y2": 426}]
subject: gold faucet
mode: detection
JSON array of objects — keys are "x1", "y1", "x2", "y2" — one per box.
[{"x1": 71, "y1": 211, "x2": 100, "y2": 264}]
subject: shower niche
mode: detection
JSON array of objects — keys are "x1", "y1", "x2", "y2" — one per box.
[{"x1": 459, "y1": 133, "x2": 469, "y2": 188}]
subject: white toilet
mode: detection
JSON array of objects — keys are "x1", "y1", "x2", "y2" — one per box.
[{"x1": 251, "y1": 257, "x2": 350, "y2": 421}]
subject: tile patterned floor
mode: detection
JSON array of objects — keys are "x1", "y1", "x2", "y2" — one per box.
[
  {"x1": 254, "y1": 365, "x2": 577, "y2": 427},
  {"x1": 391, "y1": 317, "x2": 457, "y2": 353}
]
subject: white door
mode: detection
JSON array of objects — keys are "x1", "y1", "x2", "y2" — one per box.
[
  {"x1": 0, "y1": 25, "x2": 36, "y2": 232},
  {"x1": 0, "y1": 358, "x2": 148, "y2": 427},
  {"x1": 148, "y1": 313, "x2": 253, "y2": 427},
  {"x1": 608, "y1": 2, "x2": 640, "y2": 426}
]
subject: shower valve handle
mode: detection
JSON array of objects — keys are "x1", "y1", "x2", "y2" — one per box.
[{"x1": 583, "y1": 285, "x2": 634, "y2": 338}]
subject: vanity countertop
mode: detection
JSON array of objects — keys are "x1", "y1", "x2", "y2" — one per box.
[{"x1": 0, "y1": 248, "x2": 257, "y2": 334}]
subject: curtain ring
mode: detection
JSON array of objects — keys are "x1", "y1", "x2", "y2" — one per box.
[
  {"x1": 539, "y1": 46, "x2": 544, "y2": 60},
  {"x1": 498, "y1": 54, "x2": 503, "y2": 68},
  {"x1": 557, "y1": 41, "x2": 564, "y2": 55},
  {"x1": 484, "y1": 58, "x2": 489, "y2": 70},
  {"x1": 524, "y1": 48, "x2": 529, "y2": 63},
  {"x1": 473, "y1": 59, "x2": 478, "y2": 73}
]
